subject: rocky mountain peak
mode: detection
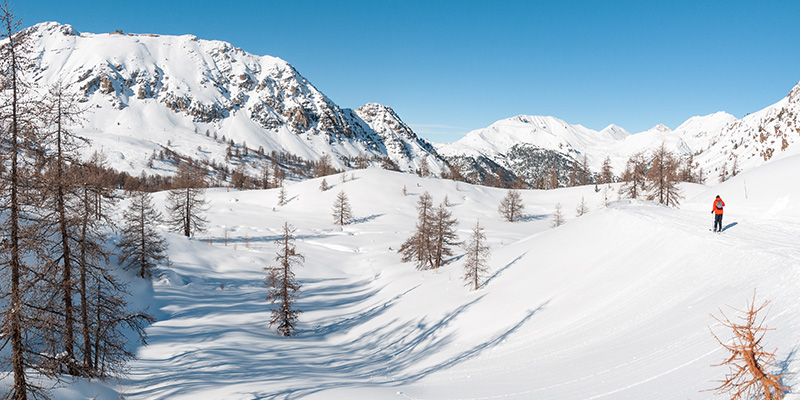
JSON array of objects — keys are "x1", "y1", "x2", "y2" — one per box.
[{"x1": 22, "y1": 22, "x2": 446, "y2": 177}]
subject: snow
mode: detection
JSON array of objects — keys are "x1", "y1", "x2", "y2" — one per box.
[
  {"x1": 7, "y1": 20, "x2": 800, "y2": 400},
  {"x1": 437, "y1": 114, "x2": 692, "y2": 174},
  {"x1": 22, "y1": 22, "x2": 440, "y2": 177},
  {"x1": 25, "y1": 156, "x2": 800, "y2": 399}
]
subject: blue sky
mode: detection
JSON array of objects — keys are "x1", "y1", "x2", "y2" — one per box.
[{"x1": 14, "y1": 0, "x2": 800, "y2": 142}]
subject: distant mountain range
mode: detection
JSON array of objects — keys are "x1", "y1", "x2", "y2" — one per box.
[{"x1": 23, "y1": 22, "x2": 800, "y2": 187}]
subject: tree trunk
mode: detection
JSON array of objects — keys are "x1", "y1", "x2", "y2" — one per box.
[
  {"x1": 55, "y1": 102, "x2": 77, "y2": 373},
  {"x1": 6, "y1": 21, "x2": 27, "y2": 398},
  {"x1": 79, "y1": 186, "x2": 93, "y2": 371}
]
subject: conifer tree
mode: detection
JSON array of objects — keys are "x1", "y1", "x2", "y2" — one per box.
[
  {"x1": 166, "y1": 163, "x2": 208, "y2": 238},
  {"x1": 710, "y1": 293, "x2": 790, "y2": 400},
  {"x1": 319, "y1": 178, "x2": 329, "y2": 192},
  {"x1": 315, "y1": 154, "x2": 335, "y2": 177},
  {"x1": 646, "y1": 143, "x2": 682, "y2": 207},
  {"x1": 417, "y1": 157, "x2": 431, "y2": 177},
  {"x1": 730, "y1": 155, "x2": 740, "y2": 177},
  {"x1": 568, "y1": 164, "x2": 579, "y2": 187},
  {"x1": 579, "y1": 155, "x2": 591, "y2": 185},
  {"x1": 551, "y1": 203, "x2": 565, "y2": 227},
  {"x1": 679, "y1": 154, "x2": 701, "y2": 183},
  {"x1": 576, "y1": 196, "x2": 589, "y2": 217},
  {"x1": 261, "y1": 162, "x2": 271, "y2": 189},
  {"x1": 0, "y1": 6, "x2": 51, "y2": 396},
  {"x1": 74, "y1": 167, "x2": 153, "y2": 377},
  {"x1": 265, "y1": 222, "x2": 303, "y2": 337},
  {"x1": 74, "y1": 158, "x2": 155, "y2": 377},
  {"x1": 545, "y1": 165, "x2": 559, "y2": 189},
  {"x1": 118, "y1": 191, "x2": 169, "y2": 279},
  {"x1": 599, "y1": 156, "x2": 614, "y2": 184},
  {"x1": 463, "y1": 220, "x2": 490, "y2": 291},
  {"x1": 498, "y1": 189, "x2": 525, "y2": 222},
  {"x1": 39, "y1": 81, "x2": 87, "y2": 375},
  {"x1": 277, "y1": 185, "x2": 287, "y2": 206},
  {"x1": 332, "y1": 190, "x2": 353, "y2": 225},
  {"x1": 621, "y1": 152, "x2": 647, "y2": 199},
  {"x1": 718, "y1": 160, "x2": 729, "y2": 182},
  {"x1": 431, "y1": 201, "x2": 460, "y2": 269},
  {"x1": 399, "y1": 191, "x2": 435, "y2": 270}
]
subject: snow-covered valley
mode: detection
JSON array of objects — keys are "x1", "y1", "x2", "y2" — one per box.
[
  {"x1": 3, "y1": 18, "x2": 800, "y2": 400},
  {"x1": 41, "y1": 155, "x2": 800, "y2": 399}
]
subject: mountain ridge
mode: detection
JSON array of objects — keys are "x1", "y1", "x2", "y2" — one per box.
[
  {"x1": 24, "y1": 21, "x2": 445, "y2": 179},
  {"x1": 19, "y1": 22, "x2": 800, "y2": 187}
]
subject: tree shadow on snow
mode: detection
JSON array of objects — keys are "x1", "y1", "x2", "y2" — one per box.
[
  {"x1": 519, "y1": 214, "x2": 547, "y2": 222},
  {"x1": 352, "y1": 214, "x2": 384, "y2": 224},
  {"x1": 260, "y1": 299, "x2": 551, "y2": 399},
  {"x1": 204, "y1": 232, "x2": 336, "y2": 246},
  {"x1": 120, "y1": 268, "x2": 549, "y2": 400},
  {"x1": 481, "y1": 251, "x2": 528, "y2": 289},
  {"x1": 776, "y1": 344, "x2": 798, "y2": 390}
]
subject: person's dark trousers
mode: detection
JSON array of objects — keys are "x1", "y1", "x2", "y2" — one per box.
[{"x1": 714, "y1": 214, "x2": 723, "y2": 232}]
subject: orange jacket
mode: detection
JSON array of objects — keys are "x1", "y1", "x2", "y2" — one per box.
[{"x1": 712, "y1": 198, "x2": 725, "y2": 214}]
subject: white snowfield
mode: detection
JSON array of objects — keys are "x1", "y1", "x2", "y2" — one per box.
[{"x1": 47, "y1": 156, "x2": 800, "y2": 400}]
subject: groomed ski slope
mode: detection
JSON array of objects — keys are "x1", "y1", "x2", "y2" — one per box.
[{"x1": 57, "y1": 156, "x2": 800, "y2": 399}]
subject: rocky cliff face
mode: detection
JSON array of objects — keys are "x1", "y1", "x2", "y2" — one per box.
[
  {"x1": 24, "y1": 22, "x2": 445, "y2": 176},
  {"x1": 351, "y1": 103, "x2": 441, "y2": 173},
  {"x1": 689, "y1": 82, "x2": 800, "y2": 180}
]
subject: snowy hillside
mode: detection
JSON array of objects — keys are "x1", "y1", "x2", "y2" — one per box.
[
  {"x1": 25, "y1": 22, "x2": 442, "y2": 176},
  {"x1": 437, "y1": 115, "x2": 692, "y2": 186},
  {"x1": 34, "y1": 155, "x2": 800, "y2": 399},
  {"x1": 440, "y1": 81, "x2": 800, "y2": 187},
  {"x1": 22, "y1": 21, "x2": 800, "y2": 188},
  {"x1": 686, "y1": 82, "x2": 800, "y2": 181}
]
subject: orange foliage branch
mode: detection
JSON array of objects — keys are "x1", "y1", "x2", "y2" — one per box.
[{"x1": 709, "y1": 291, "x2": 790, "y2": 400}]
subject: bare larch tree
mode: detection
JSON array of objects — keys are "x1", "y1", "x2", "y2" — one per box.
[
  {"x1": 0, "y1": 6, "x2": 51, "y2": 396},
  {"x1": 399, "y1": 191, "x2": 435, "y2": 270},
  {"x1": 39, "y1": 81, "x2": 88, "y2": 375},
  {"x1": 498, "y1": 188, "x2": 525, "y2": 222},
  {"x1": 265, "y1": 222, "x2": 303, "y2": 337},
  {"x1": 118, "y1": 190, "x2": 169, "y2": 279},
  {"x1": 599, "y1": 156, "x2": 614, "y2": 184},
  {"x1": 576, "y1": 196, "x2": 589, "y2": 217},
  {"x1": 332, "y1": 190, "x2": 353, "y2": 225},
  {"x1": 646, "y1": 143, "x2": 682, "y2": 207},
  {"x1": 551, "y1": 203, "x2": 565, "y2": 228},
  {"x1": 166, "y1": 162, "x2": 209, "y2": 238},
  {"x1": 709, "y1": 293, "x2": 790, "y2": 400},
  {"x1": 620, "y1": 151, "x2": 647, "y2": 200},
  {"x1": 463, "y1": 220, "x2": 491, "y2": 290},
  {"x1": 431, "y1": 201, "x2": 460, "y2": 269}
]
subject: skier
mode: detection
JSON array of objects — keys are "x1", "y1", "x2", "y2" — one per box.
[{"x1": 712, "y1": 195, "x2": 725, "y2": 232}]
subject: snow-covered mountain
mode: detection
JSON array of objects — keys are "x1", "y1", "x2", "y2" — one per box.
[
  {"x1": 437, "y1": 115, "x2": 691, "y2": 186},
  {"x1": 684, "y1": 83, "x2": 800, "y2": 179},
  {"x1": 440, "y1": 81, "x2": 800, "y2": 186},
  {"x1": 22, "y1": 22, "x2": 800, "y2": 187},
  {"x1": 25, "y1": 22, "x2": 443, "y2": 177}
]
